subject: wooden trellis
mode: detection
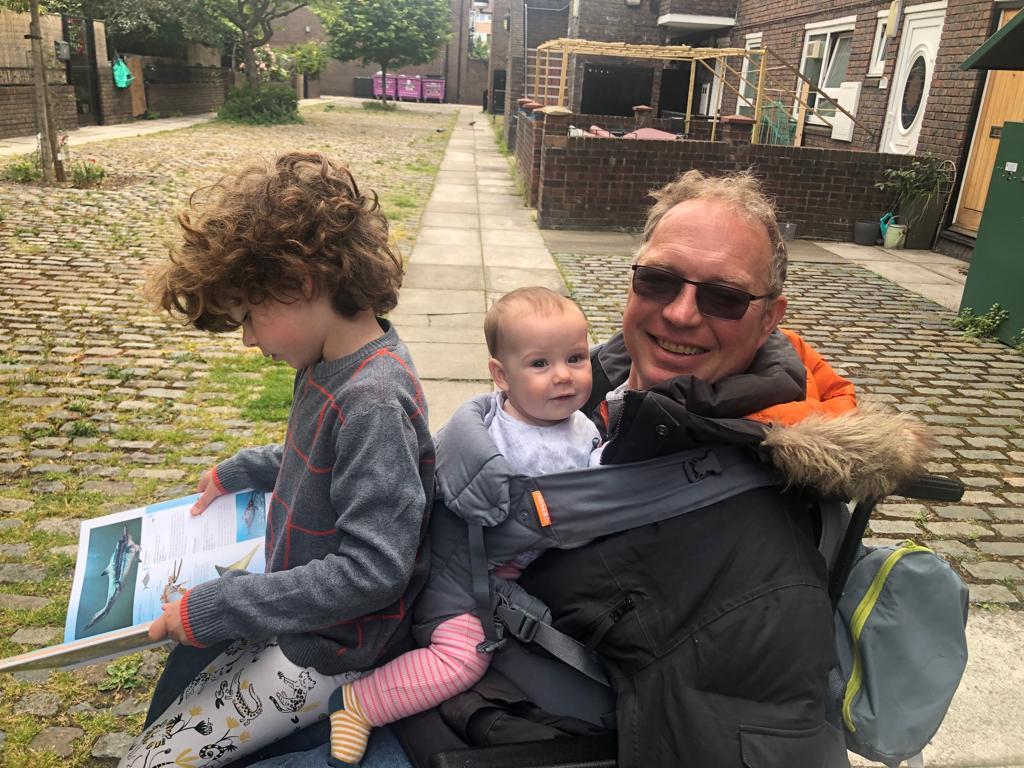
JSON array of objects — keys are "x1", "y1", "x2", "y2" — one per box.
[{"x1": 534, "y1": 38, "x2": 877, "y2": 145}]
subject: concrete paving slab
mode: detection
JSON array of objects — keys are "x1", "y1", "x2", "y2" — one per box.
[
  {"x1": 482, "y1": 229, "x2": 546, "y2": 248},
  {"x1": 541, "y1": 230, "x2": 639, "y2": 247},
  {"x1": 404, "y1": 263, "x2": 484, "y2": 290},
  {"x1": 424, "y1": 200, "x2": 479, "y2": 215},
  {"x1": 480, "y1": 213, "x2": 537, "y2": 231},
  {"x1": 393, "y1": 323, "x2": 486, "y2": 344},
  {"x1": 421, "y1": 379, "x2": 492, "y2": 429},
  {"x1": 912, "y1": 283, "x2": 967, "y2": 312},
  {"x1": 485, "y1": 267, "x2": 566, "y2": 294},
  {"x1": 480, "y1": 202, "x2": 531, "y2": 215},
  {"x1": 815, "y1": 242, "x2": 893, "y2": 261},
  {"x1": 419, "y1": 212, "x2": 480, "y2": 229},
  {"x1": 416, "y1": 228, "x2": 481, "y2": 245},
  {"x1": 395, "y1": 288, "x2": 483, "y2": 315},
  {"x1": 430, "y1": 184, "x2": 478, "y2": 204},
  {"x1": 479, "y1": 191, "x2": 526, "y2": 205},
  {"x1": 435, "y1": 171, "x2": 478, "y2": 185},
  {"x1": 882, "y1": 249, "x2": 968, "y2": 267},
  {"x1": 409, "y1": 243, "x2": 482, "y2": 265},
  {"x1": 389, "y1": 311, "x2": 486, "y2": 329},
  {"x1": 405, "y1": 341, "x2": 490, "y2": 380},
  {"x1": 482, "y1": 246, "x2": 558, "y2": 269},
  {"x1": 786, "y1": 240, "x2": 845, "y2": 263}
]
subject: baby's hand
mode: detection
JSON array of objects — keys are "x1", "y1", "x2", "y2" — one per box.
[{"x1": 191, "y1": 468, "x2": 224, "y2": 516}]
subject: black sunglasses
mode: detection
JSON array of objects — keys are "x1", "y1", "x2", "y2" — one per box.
[{"x1": 630, "y1": 264, "x2": 773, "y2": 321}]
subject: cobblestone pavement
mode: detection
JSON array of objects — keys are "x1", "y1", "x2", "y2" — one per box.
[
  {"x1": 556, "y1": 251, "x2": 1024, "y2": 606},
  {"x1": 0, "y1": 103, "x2": 455, "y2": 766}
]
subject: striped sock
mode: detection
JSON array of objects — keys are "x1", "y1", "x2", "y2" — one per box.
[{"x1": 329, "y1": 683, "x2": 373, "y2": 766}]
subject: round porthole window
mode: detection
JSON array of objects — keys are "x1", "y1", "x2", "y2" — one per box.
[{"x1": 900, "y1": 55, "x2": 927, "y2": 130}]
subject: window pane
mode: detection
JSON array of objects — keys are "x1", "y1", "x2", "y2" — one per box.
[{"x1": 824, "y1": 33, "x2": 853, "y2": 88}]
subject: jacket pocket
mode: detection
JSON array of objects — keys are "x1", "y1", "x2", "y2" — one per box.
[{"x1": 739, "y1": 722, "x2": 835, "y2": 767}]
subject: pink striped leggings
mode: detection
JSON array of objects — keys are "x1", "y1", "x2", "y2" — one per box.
[{"x1": 352, "y1": 612, "x2": 490, "y2": 725}]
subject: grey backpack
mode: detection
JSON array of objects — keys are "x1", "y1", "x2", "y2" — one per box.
[{"x1": 830, "y1": 540, "x2": 969, "y2": 767}]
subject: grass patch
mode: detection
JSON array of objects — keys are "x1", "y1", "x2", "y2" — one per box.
[
  {"x1": 362, "y1": 99, "x2": 398, "y2": 112},
  {"x1": 203, "y1": 352, "x2": 294, "y2": 423},
  {"x1": 491, "y1": 115, "x2": 510, "y2": 156}
]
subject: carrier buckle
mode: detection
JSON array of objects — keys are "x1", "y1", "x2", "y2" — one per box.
[
  {"x1": 683, "y1": 451, "x2": 722, "y2": 482},
  {"x1": 502, "y1": 606, "x2": 541, "y2": 643}
]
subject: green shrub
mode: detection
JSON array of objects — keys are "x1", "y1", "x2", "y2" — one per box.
[
  {"x1": 219, "y1": 85, "x2": 301, "y2": 125},
  {"x1": 1, "y1": 153, "x2": 42, "y2": 183},
  {"x1": 69, "y1": 157, "x2": 106, "y2": 188}
]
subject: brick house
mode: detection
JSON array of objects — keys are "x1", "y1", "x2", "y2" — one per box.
[{"x1": 495, "y1": 0, "x2": 1023, "y2": 255}]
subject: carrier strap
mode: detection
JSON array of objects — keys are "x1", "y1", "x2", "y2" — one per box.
[
  {"x1": 496, "y1": 603, "x2": 610, "y2": 686},
  {"x1": 468, "y1": 523, "x2": 500, "y2": 648}
]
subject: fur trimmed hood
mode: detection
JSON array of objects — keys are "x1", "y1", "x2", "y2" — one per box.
[{"x1": 763, "y1": 399, "x2": 934, "y2": 501}]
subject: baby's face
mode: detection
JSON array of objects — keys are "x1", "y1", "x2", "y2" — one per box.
[{"x1": 490, "y1": 308, "x2": 592, "y2": 426}]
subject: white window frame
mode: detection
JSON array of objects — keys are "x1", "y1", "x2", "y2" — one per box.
[
  {"x1": 867, "y1": 11, "x2": 889, "y2": 77},
  {"x1": 736, "y1": 33, "x2": 762, "y2": 117},
  {"x1": 797, "y1": 16, "x2": 856, "y2": 125}
]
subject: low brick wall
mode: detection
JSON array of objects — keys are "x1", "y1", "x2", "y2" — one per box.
[
  {"x1": 532, "y1": 111, "x2": 914, "y2": 241},
  {"x1": 97, "y1": 66, "x2": 134, "y2": 125},
  {"x1": 0, "y1": 83, "x2": 77, "y2": 140},
  {"x1": 146, "y1": 79, "x2": 228, "y2": 117}
]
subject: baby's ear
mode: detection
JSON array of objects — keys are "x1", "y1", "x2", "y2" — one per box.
[{"x1": 488, "y1": 358, "x2": 510, "y2": 392}]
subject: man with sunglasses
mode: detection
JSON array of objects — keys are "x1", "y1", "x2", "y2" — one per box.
[{"x1": 417, "y1": 169, "x2": 921, "y2": 768}]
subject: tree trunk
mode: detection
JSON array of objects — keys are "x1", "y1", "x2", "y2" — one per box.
[
  {"x1": 243, "y1": 38, "x2": 258, "y2": 87},
  {"x1": 380, "y1": 62, "x2": 388, "y2": 105},
  {"x1": 29, "y1": 0, "x2": 63, "y2": 183}
]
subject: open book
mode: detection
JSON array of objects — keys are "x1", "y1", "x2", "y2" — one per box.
[{"x1": 0, "y1": 490, "x2": 269, "y2": 674}]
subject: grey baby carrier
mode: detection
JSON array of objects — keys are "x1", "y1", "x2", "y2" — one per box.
[{"x1": 421, "y1": 396, "x2": 968, "y2": 768}]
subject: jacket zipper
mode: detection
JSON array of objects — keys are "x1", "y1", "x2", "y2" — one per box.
[
  {"x1": 585, "y1": 596, "x2": 636, "y2": 652},
  {"x1": 842, "y1": 541, "x2": 932, "y2": 732}
]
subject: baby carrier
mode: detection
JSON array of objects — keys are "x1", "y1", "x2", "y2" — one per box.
[{"x1": 426, "y1": 448, "x2": 967, "y2": 768}]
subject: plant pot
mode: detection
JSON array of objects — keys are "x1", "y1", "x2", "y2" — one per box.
[
  {"x1": 854, "y1": 220, "x2": 878, "y2": 246},
  {"x1": 898, "y1": 194, "x2": 943, "y2": 250}
]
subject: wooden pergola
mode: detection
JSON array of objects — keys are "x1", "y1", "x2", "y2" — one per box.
[{"x1": 534, "y1": 38, "x2": 875, "y2": 145}]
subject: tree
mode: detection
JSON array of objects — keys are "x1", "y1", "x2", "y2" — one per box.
[
  {"x1": 178, "y1": 0, "x2": 308, "y2": 86},
  {"x1": 315, "y1": 0, "x2": 451, "y2": 104}
]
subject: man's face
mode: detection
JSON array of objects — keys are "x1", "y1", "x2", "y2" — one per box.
[{"x1": 622, "y1": 198, "x2": 787, "y2": 390}]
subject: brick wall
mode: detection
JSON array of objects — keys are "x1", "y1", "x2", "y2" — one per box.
[
  {"x1": 0, "y1": 84, "x2": 77, "y2": 140},
  {"x1": 96, "y1": 66, "x2": 134, "y2": 125},
  {"x1": 534, "y1": 113, "x2": 914, "y2": 239},
  {"x1": 146, "y1": 79, "x2": 229, "y2": 116}
]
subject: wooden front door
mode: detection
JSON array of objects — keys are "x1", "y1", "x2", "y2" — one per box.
[{"x1": 953, "y1": 8, "x2": 1024, "y2": 235}]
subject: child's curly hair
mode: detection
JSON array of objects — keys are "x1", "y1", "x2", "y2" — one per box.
[{"x1": 147, "y1": 151, "x2": 402, "y2": 332}]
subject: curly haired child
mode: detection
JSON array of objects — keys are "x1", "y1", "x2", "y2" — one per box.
[{"x1": 121, "y1": 151, "x2": 434, "y2": 768}]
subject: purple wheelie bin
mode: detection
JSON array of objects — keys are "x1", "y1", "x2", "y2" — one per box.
[
  {"x1": 421, "y1": 77, "x2": 445, "y2": 102},
  {"x1": 397, "y1": 75, "x2": 422, "y2": 101},
  {"x1": 372, "y1": 73, "x2": 397, "y2": 100}
]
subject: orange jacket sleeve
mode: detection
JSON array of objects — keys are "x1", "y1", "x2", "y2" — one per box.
[{"x1": 746, "y1": 328, "x2": 857, "y2": 426}]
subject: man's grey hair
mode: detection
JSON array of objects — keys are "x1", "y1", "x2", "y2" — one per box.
[{"x1": 637, "y1": 169, "x2": 787, "y2": 296}]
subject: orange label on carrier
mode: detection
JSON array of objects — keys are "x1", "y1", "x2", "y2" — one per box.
[{"x1": 532, "y1": 490, "x2": 551, "y2": 527}]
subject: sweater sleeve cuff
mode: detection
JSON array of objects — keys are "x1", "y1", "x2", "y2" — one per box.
[
  {"x1": 210, "y1": 465, "x2": 227, "y2": 494},
  {"x1": 211, "y1": 456, "x2": 247, "y2": 493},
  {"x1": 180, "y1": 583, "x2": 228, "y2": 648}
]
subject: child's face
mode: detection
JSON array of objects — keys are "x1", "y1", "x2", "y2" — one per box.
[
  {"x1": 231, "y1": 295, "x2": 332, "y2": 370},
  {"x1": 488, "y1": 307, "x2": 592, "y2": 426}
]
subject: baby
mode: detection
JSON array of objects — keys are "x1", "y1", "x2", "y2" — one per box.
[{"x1": 328, "y1": 287, "x2": 600, "y2": 765}]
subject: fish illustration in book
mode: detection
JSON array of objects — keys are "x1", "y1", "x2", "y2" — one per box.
[
  {"x1": 215, "y1": 544, "x2": 259, "y2": 576},
  {"x1": 84, "y1": 524, "x2": 141, "y2": 631},
  {"x1": 242, "y1": 493, "x2": 266, "y2": 533}
]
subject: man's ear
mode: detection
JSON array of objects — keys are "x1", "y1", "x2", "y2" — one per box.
[
  {"x1": 759, "y1": 294, "x2": 788, "y2": 344},
  {"x1": 488, "y1": 358, "x2": 510, "y2": 392}
]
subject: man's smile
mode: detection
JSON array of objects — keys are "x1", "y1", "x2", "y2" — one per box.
[{"x1": 654, "y1": 336, "x2": 708, "y2": 356}]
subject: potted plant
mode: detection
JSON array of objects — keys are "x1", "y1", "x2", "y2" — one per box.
[{"x1": 876, "y1": 154, "x2": 950, "y2": 250}]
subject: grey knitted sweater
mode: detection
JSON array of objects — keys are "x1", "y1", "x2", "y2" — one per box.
[{"x1": 181, "y1": 321, "x2": 434, "y2": 675}]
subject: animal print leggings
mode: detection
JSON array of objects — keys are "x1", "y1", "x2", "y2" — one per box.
[{"x1": 119, "y1": 638, "x2": 362, "y2": 768}]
